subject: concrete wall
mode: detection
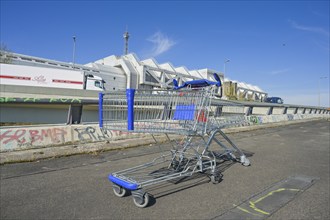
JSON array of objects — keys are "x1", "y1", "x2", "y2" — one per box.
[
  {"x1": 1, "y1": 114, "x2": 328, "y2": 153},
  {"x1": 1, "y1": 105, "x2": 70, "y2": 124},
  {"x1": 0, "y1": 104, "x2": 99, "y2": 124},
  {"x1": 0, "y1": 124, "x2": 143, "y2": 152}
]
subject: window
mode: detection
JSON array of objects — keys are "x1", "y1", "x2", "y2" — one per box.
[{"x1": 95, "y1": 81, "x2": 102, "y2": 89}]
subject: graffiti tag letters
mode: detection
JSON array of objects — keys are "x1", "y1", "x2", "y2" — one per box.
[{"x1": 0, "y1": 128, "x2": 68, "y2": 151}]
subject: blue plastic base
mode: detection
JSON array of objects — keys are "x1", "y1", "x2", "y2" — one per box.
[{"x1": 108, "y1": 174, "x2": 139, "y2": 190}]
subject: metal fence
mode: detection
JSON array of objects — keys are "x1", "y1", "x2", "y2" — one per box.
[{"x1": 1, "y1": 93, "x2": 329, "y2": 125}]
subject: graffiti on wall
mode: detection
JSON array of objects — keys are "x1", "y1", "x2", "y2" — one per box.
[
  {"x1": 214, "y1": 115, "x2": 250, "y2": 128},
  {"x1": 73, "y1": 126, "x2": 132, "y2": 143},
  {"x1": 2, "y1": 113, "x2": 323, "y2": 152},
  {"x1": 74, "y1": 127, "x2": 110, "y2": 142},
  {"x1": 0, "y1": 97, "x2": 84, "y2": 104},
  {"x1": 287, "y1": 114, "x2": 294, "y2": 121},
  {"x1": 0, "y1": 125, "x2": 134, "y2": 152},
  {"x1": 0, "y1": 127, "x2": 69, "y2": 151},
  {"x1": 247, "y1": 116, "x2": 263, "y2": 125}
]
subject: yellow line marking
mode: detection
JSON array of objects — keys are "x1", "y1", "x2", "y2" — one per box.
[
  {"x1": 233, "y1": 204, "x2": 263, "y2": 217},
  {"x1": 248, "y1": 188, "x2": 301, "y2": 215},
  {"x1": 249, "y1": 201, "x2": 270, "y2": 215},
  {"x1": 234, "y1": 188, "x2": 302, "y2": 217}
]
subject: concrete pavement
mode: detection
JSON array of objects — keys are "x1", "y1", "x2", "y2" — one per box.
[{"x1": 0, "y1": 119, "x2": 329, "y2": 219}]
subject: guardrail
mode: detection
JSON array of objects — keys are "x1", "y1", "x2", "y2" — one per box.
[
  {"x1": 1, "y1": 94, "x2": 329, "y2": 126},
  {"x1": 221, "y1": 100, "x2": 330, "y2": 116}
]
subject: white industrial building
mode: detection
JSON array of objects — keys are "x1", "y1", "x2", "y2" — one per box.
[
  {"x1": 0, "y1": 50, "x2": 267, "y2": 101},
  {"x1": 224, "y1": 77, "x2": 267, "y2": 101}
]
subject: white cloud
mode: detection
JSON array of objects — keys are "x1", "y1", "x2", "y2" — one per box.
[
  {"x1": 289, "y1": 20, "x2": 329, "y2": 37},
  {"x1": 146, "y1": 31, "x2": 176, "y2": 57}
]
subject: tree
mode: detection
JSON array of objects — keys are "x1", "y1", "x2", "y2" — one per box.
[{"x1": 0, "y1": 43, "x2": 12, "y2": 64}]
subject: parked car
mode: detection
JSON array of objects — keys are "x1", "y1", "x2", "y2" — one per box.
[{"x1": 265, "y1": 97, "x2": 284, "y2": 104}]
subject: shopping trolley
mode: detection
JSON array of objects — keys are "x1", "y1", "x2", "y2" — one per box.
[{"x1": 99, "y1": 73, "x2": 250, "y2": 208}]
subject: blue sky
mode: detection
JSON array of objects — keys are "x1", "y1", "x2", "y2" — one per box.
[{"x1": 1, "y1": 0, "x2": 329, "y2": 106}]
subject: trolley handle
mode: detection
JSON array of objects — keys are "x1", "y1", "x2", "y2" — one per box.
[{"x1": 173, "y1": 73, "x2": 221, "y2": 90}]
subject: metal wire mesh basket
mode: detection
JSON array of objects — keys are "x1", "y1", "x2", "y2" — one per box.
[{"x1": 99, "y1": 87, "x2": 217, "y2": 135}]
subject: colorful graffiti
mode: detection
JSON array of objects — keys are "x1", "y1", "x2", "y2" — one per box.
[
  {"x1": 0, "y1": 97, "x2": 83, "y2": 103},
  {"x1": 247, "y1": 116, "x2": 263, "y2": 125},
  {"x1": 1, "y1": 114, "x2": 327, "y2": 152},
  {"x1": 0, "y1": 125, "x2": 135, "y2": 152},
  {"x1": 0, "y1": 127, "x2": 69, "y2": 151}
]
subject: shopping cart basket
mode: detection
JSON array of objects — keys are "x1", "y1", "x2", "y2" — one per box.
[{"x1": 99, "y1": 73, "x2": 250, "y2": 207}]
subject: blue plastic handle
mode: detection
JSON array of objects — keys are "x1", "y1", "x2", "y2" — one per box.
[
  {"x1": 174, "y1": 73, "x2": 221, "y2": 90},
  {"x1": 109, "y1": 174, "x2": 139, "y2": 190}
]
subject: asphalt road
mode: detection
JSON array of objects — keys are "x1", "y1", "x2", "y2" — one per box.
[{"x1": 1, "y1": 120, "x2": 329, "y2": 220}]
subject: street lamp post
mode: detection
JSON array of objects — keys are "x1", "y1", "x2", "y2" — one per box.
[
  {"x1": 72, "y1": 36, "x2": 76, "y2": 68},
  {"x1": 318, "y1": 76, "x2": 328, "y2": 107},
  {"x1": 224, "y1": 59, "x2": 230, "y2": 75}
]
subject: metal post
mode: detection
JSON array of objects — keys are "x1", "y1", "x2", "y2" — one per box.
[
  {"x1": 72, "y1": 36, "x2": 76, "y2": 68},
  {"x1": 123, "y1": 31, "x2": 129, "y2": 55},
  {"x1": 99, "y1": 92, "x2": 104, "y2": 128},
  {"x1": 126, "y1": 89, "x2": 135, "y2": 130}
]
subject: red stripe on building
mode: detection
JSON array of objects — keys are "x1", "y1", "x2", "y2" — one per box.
[
  {"x1": 52, "y1": 79, "x2": 83, "y2": 84},
  {"x1": 0, "y1": 75, "x2": 31, "y2": 80}
]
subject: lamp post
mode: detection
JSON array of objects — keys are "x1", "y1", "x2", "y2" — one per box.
[
  {"x1": 318, "y1": 76, "x2": 328, "y2": 107},
  {"x1": 224, "y1": 59, "x2": 230, "y2": 75},
  {"x1": 72, "y1": 36, "x2": 76, "y2": 68}
]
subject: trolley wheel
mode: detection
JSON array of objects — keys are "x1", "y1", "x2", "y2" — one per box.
[
  {"x1": 133, "y1": 193, "x2": 150, "y2": 208},
  {"x1": 210, "y1": 174, "x2": 223, "y2": 184},
  {"x1": 170, "y1": 160, "x2": 179, "y2": 170},
  {"x1": 240, "y1": 156, "x2": 251, "y2": 167},
  {"x1": 113, "y1": 184, "x2": 128, "y2": 197}
]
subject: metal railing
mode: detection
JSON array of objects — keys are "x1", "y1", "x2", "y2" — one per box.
[{"x1": 1, "y1": 92, "x2": 329, "y2": 126}]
